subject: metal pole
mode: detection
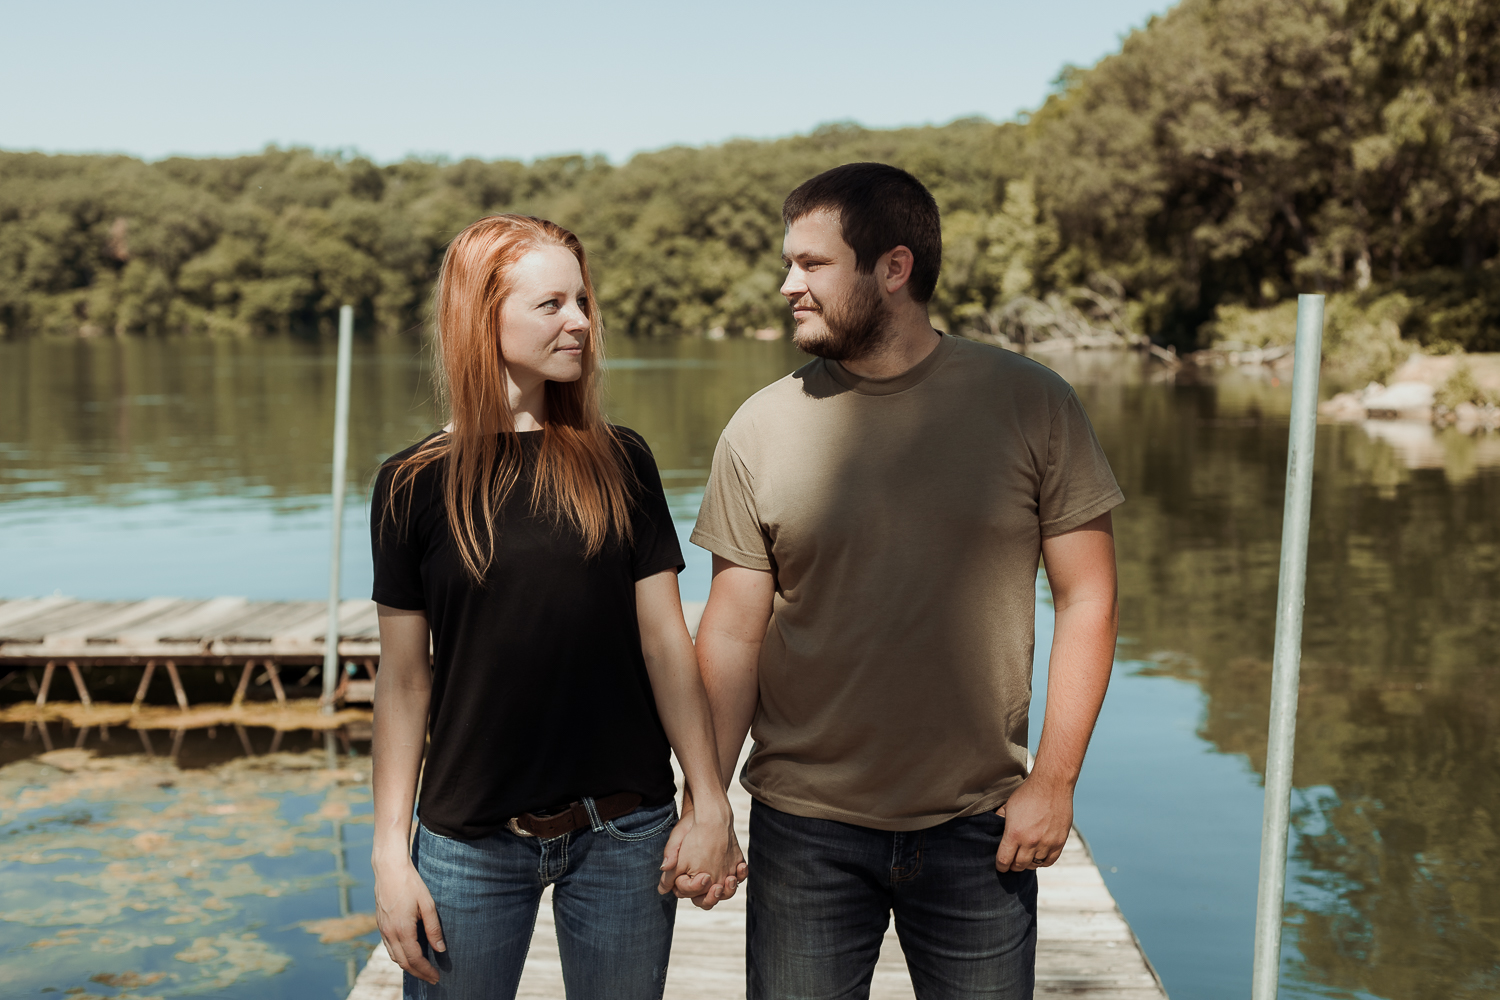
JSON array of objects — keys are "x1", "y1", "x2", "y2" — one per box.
[
  {"x1": 322, "y1": 305, "x2": 354, "y2": 712},
  {"x1": 1250, "y1": 294, "x2": 1324, "y2": 999}
]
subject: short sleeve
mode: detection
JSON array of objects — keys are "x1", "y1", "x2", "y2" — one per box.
[
  {"x1": 370, "y1": 462, "x2": 429, "y2": 611},
  {"x1": 619, "y1": 429, "x2": 686, "y2": 581},
  {"x1": 1038, "y1": 390, "x2": 1124, "y2": 536},
  {"x1": 690, "y1": 432, "x2": 771, "y2": 571}
]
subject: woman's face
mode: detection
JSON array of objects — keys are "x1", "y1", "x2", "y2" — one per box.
[{"x1": 497, "y1": 245, "x2": 591, "y2": 390}]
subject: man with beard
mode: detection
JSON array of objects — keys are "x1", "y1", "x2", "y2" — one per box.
[{"x1": 684, "y1": 163, "x2": 1123, "y2": 999}]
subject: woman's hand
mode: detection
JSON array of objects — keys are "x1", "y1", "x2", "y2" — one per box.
[
  {"x1": 635, "y1": 570, "x2": 750, "y2": 908},
  {"x1": 374, "y1": 852, "x2": 445, "y2": 985},
  {"x1": 371, "y1": 607, "x2": 441, "y2": 980},
  {"x1": 657, "y1": 791, "x2": 747, "y2": 909}
]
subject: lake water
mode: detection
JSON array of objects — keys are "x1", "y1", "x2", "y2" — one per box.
[{"x1": 1, "y1": 335, "x2": 1497, "y2": 999}]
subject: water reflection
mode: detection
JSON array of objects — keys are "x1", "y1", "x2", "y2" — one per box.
[
  {"x1": 1, "y1": 337, "x2": 1498, "y2": 998},
  {"x1": 0, "y1": 335, "x2": 806, "y2": 503},
  {"x1": 0, "y1": 732, "x2": 375, "y2": 998},
  {"x1": 1058, "y1": 357, "x2": 1500, "y2": 999}
]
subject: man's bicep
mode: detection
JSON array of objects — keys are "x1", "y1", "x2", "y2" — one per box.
[
  {"x1": 1039, "y1": 512, "x2": 1117, "y2": 609},
  {"x1": 690, "y1": 434, "x2": 772, "y2": 571},
  {"x1": 701, "y1": 555, "x2": 775, "y2": 641}
]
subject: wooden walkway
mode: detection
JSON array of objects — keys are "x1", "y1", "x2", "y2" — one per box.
[
  {"x1": 0, "y1": 597, "x2": 381, "y2": 662},
  {"x1": 0, "y1": 597, "x2": 382, "y2": 708},
  {"x1": 349, "y1": 752, "x2": 1167, "y2": 1000}
]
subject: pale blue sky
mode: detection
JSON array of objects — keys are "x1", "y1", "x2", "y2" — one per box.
[{"x1": 2, "y1": 0, "x2": 1172, "y2": 164}]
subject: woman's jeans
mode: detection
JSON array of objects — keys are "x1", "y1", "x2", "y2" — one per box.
[
  {"x1": 405, "y1": 799, "x2": 678, "y2": 1000},
  {"x1": 747, "y1": 799, "x2": 1038, "y2": 1000}
]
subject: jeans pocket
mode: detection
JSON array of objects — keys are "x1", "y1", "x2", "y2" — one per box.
[
  {"x1": 417, "y1": 821, "x2": 459, "y2": 842},
  {"x1": 601, "y1": 802, "x2": 676, "y2": 842}
]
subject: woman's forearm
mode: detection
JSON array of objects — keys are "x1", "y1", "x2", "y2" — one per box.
[
  {"x1": 636, "y1": 572, "x2": 732, "y2": 820},
  {"x1": 372, "y1": 608, "x2": 433, "y2": 864},
  {"x1": 647, "y1": 639, "x2": 732, "y2": 819}
]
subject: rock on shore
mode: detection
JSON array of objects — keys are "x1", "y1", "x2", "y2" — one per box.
[{"x1": 1320, "y1": 354, "x2": 1500, "y2": 431}]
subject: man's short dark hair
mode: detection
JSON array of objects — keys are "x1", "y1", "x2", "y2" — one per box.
[{"x1": 782, "y1": 163, "x2": 942, "y2": 303}]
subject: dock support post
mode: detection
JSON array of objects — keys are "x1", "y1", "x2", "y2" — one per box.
[
  {"x1": 66, "y1": 661, "x2": 92, "y2": 708},
  {"x1": 233, "y1": 660, "x2": 254, "y2": 707},
  {"x1": 163, "y1": 660, "x2": 189, "y2": 711},
  {"x1": 322, "y1": 304, "x2": 354, "y2": 713},
  {"x1": 265, "y1": 660, "x2": 287, "y2": 706},
  {"x1": 35, "y1": 660, "x2": 55, "y2": 707},
  {"x1": 1251, "y1": 294, "x2": 1324, "y2": 1000},
  {"x1": 133, "y1": 661, "x2": 156, "y2": 712}
]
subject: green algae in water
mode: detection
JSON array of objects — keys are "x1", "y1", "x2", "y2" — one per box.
[{"x1": 0, "y1": 747, "x2": 375, "y2": 998}]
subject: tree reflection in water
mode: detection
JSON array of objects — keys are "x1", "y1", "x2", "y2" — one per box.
[{"x1": 1070, "y1": 359, "x2": 1500, "y2": 1000}]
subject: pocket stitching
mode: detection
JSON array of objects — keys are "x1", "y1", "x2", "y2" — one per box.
[{"x1": 602, "y1": 806, "x2": 676, "y2": 842}]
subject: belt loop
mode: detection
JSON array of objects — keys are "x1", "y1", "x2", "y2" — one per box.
[{"x1": 581, "y1": 796, "x2": 605, "y2": 832}]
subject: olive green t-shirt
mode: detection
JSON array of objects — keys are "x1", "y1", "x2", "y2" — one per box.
[{"x1": 690, "y1": 334, "x2": 1123, "y2": 831}]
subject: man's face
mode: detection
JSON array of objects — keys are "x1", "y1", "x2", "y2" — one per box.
[{"x1": 780, "y1": 210, "x2": 888, "y2": 362}]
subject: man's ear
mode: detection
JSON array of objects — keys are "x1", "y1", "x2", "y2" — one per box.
[{"x1": 881, "y1": 246, "x2": 915, "y2": 296}]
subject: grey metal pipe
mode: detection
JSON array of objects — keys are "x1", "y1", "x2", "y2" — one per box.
[
  {"x1": 321, "y1": 305, "x2": 354, "y2": 712},
  {"x1": 1250, "y1": 294, "x2": 1324, "y2": 999}
]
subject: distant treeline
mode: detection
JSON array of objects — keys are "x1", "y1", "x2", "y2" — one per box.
[{"x1": 2, "y1": 0, "x2": 1496, "y2": 350}]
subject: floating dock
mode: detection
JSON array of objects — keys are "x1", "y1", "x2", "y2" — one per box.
[{"x1": 0, "y1": 597, "x2": 382, "y2": 708}]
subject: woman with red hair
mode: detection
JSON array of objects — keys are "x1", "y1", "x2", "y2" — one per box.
[{"x1": 369, "y1": 214, "x2": 742, "y2": 999}]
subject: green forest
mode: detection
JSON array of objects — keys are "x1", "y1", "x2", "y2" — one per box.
[{"x1": 1, "y1": 0, "x2": 1496, "y2": 352}]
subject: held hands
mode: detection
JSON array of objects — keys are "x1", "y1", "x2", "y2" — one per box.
[
  {"x1": 657, "y1": 792, "x2": 747, "y2": 909},
  {"x1": 373, "y1": 850, "x2": 445, "y2": 985},
  {"x1": 994, "y1": 772, "x2": 1074, "y2": 872}
]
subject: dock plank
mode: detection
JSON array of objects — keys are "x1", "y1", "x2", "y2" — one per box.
[
  {"x1": 143, "y1": 597, "x2": 250, "y2": 642},
  {"x1": 0, "y1": 596, "x2": 72, "y2": 631},
  {"x1": 215, "y1": 601, "x2": 325, "y2": 640},
  {"x1": 0, "y1": 598, "x2": 382, "y2": 664},
  {"x1": 43, "y1": 598, "x2": 185, "y2": 648},
  {"x1": 2, "y1": 601, "x2": 116, "y2": 642},
  {"x1": 92, "y1": 598, "x2": 206, "y2": 639}
]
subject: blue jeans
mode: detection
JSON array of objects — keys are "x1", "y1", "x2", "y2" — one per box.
[
  {"x1": 747, "y1": 800, "x2": 1037, "y2": 1000},
  {"x1": 405, "y1": 799, "x2": 678, "y2": 1000}
]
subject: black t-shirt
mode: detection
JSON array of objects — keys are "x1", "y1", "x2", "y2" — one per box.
[{"x1": 370, "y1": 426, "x2": 684, "y2": 840}]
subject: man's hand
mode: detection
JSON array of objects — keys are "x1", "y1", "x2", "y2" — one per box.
[
  {"x1": 994, "y1": 774, "x2": 1074, "y2": 872},
  {"x1": 373, "y1": 853, "x2": 445, "y2": 984},
  {"x1": 657, "y1": 793, "x2": 749, "y2": 909},
  {"x1": 996, "y1": 512, "x2": 1116, "y2": 873}
]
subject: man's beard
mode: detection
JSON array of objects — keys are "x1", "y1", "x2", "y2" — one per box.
[{"x1": 792, "y1": 274, "x2": 889, "y2": 362}]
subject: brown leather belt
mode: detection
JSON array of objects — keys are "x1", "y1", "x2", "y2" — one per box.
[{"x1": 505, "y1": 792, "x2": 643, "y2": 839}]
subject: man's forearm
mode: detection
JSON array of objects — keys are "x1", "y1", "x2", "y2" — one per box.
[
  {"x1": 1031, "y1": 596, "x2": 1116, "y2": 787},
  {"x1": 695, "y1": 624, "x2": 761, "y2": 789},
  {"x1": 693, "y1": 557, "x2": 775, "y2": 791}
]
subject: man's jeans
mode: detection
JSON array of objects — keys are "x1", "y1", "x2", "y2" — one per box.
[
  {"x1": 747, "y1": 799, "x2": 1038, "y2": 1000},
  {"x1": 405, "y1": 800, "x2": 677, "y2": 1000}
]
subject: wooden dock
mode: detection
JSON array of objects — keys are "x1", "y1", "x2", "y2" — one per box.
[
  {"x1": 0, "y1": 597, "x2": 382, "y2": 708},
  {"x1": 349, "y1": 752, "x2": 1168, "y2": 1000},
  {"x1": 0, "y1": 598, "x2": 1165, "y2": 997}
]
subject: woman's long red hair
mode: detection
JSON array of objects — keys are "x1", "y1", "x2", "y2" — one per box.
[{"x1": 386, "y1": 215, "x2": 634, "y2": 582}]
